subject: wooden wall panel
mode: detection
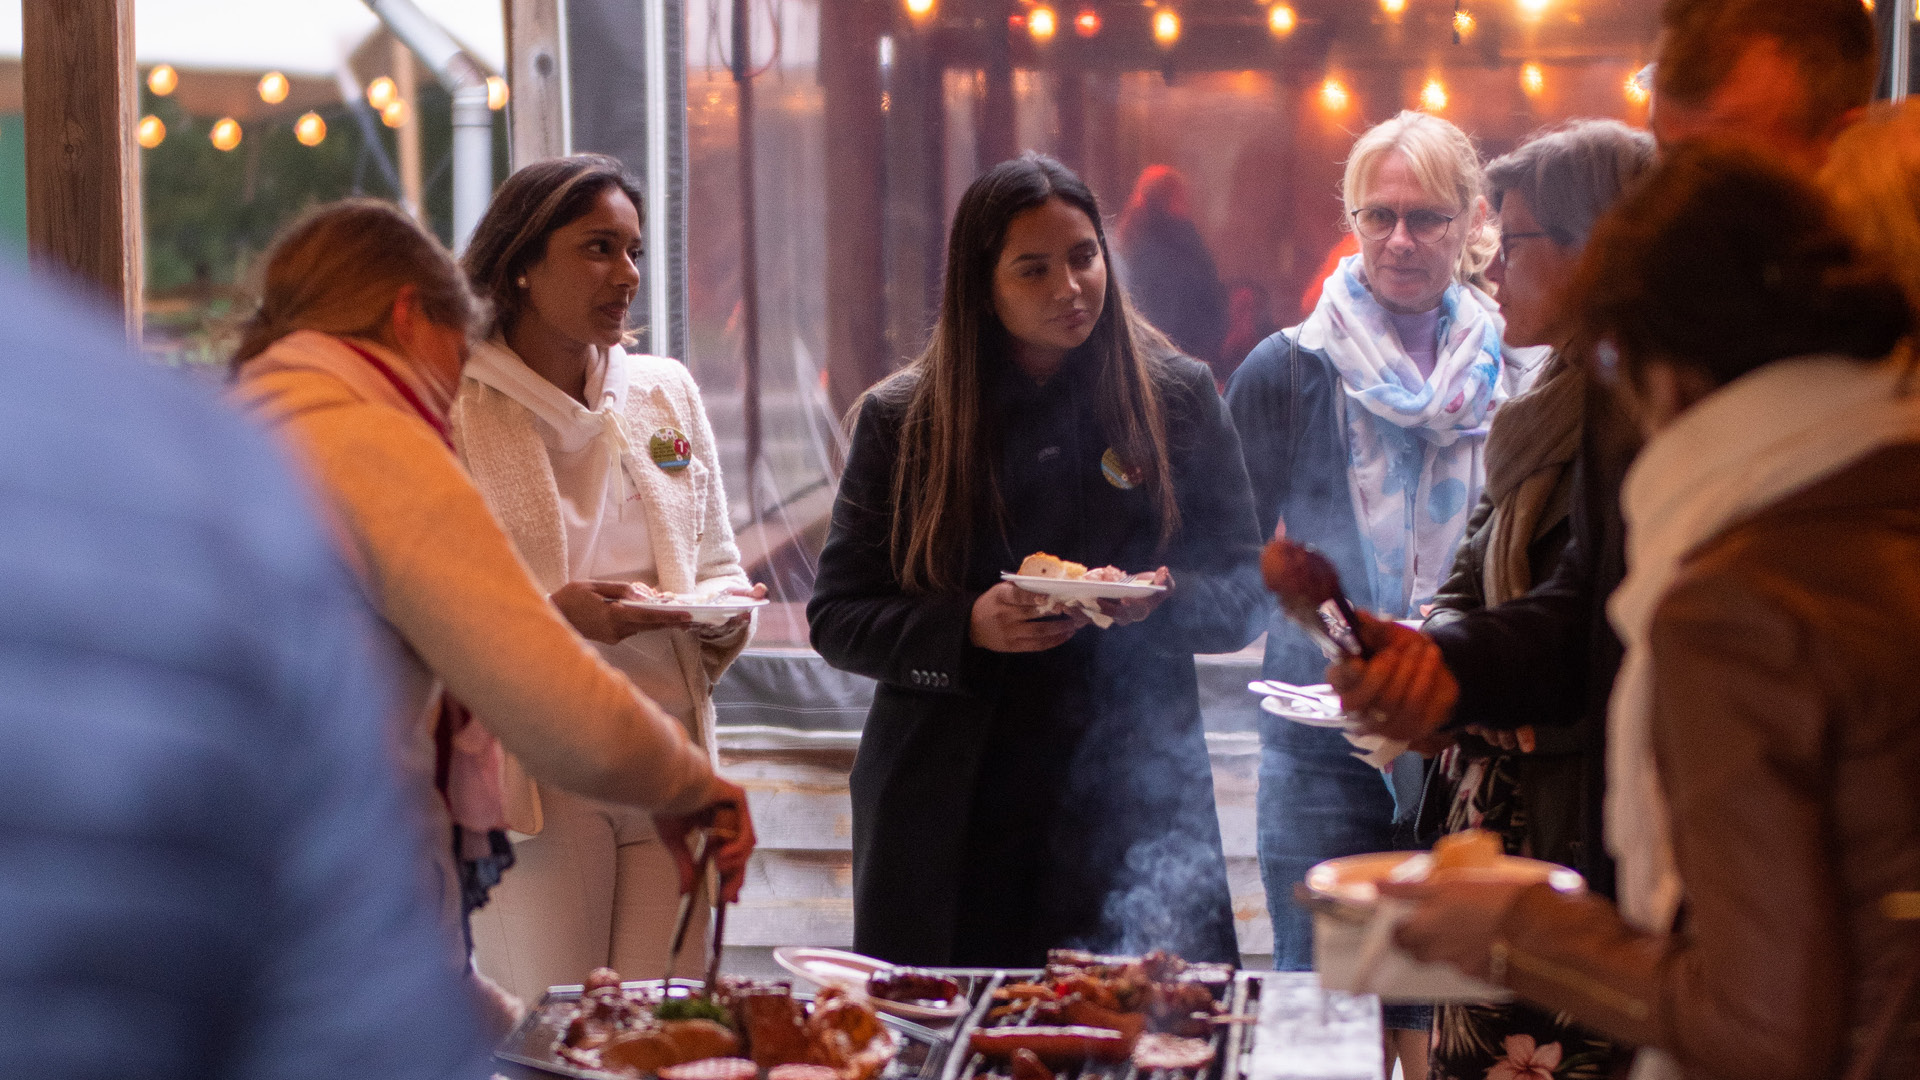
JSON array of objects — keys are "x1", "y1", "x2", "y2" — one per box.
[{"x1": 22, "y1": 0, "x2": 140, "y2": 337}]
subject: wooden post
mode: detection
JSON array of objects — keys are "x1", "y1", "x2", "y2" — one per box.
[
  {"x1": 22, "y1": 0, "x2": 140, "y2": 338},
  {"x1": 820, "y1": 0, "x2": 889, "y2": 414},
  {"x1": 394, "y1": 39, "x2": 425, "y2": 224},
  {"x1": 503, "y1": 0, "x2": 571, "y2": 165}
]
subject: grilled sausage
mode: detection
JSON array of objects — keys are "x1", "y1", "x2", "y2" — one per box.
[
  {"x1": 869, "y1": 967, "x2": 962, "y2": 1004},
  {"x1": 968, "y1": 1026, "x2": 1132, "y2": 1064},
  {"x1": 1010, "y1": 1048, "x2": 1054, "y2": 1080}
]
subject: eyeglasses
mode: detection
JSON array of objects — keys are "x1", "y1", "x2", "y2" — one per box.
[
  {"x1": 1498, "y1": 231, "x2": 1555, "y2": 263},
  {"x1": 1350, "y1": 207, "x2": 1456, "y2": 245}
]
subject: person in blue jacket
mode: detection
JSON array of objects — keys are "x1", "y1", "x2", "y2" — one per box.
[
  {"x1": 1225, "y1": 110, "x2": 1524, "y2": 1075},
  {"x1": 809, "y1": 153, "x2": 1265, "y2": 967}
]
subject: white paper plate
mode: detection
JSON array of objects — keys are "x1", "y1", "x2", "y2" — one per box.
[
  {"x1": 1000, "y1": 572, "x2": 1166, "y2": 601},
  {"x1": 771, "y1": 946, "x2": 969, "y2": 1021},
  {"x1": 618, "y1": 597, "x2": 769, "y2": 626},
  {"x1": 1305, "y1": 851, "x2": 1584, "y2": 906},
  {"x1": 1249, "y1": 681, "x2": 1347, "y2": 728}
]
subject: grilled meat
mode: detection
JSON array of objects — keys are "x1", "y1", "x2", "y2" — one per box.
[{"x1": 868, "y1": 967, "x2": 961, "y2": 1004}]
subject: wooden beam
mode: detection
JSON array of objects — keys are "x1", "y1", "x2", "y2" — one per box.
[
  {"x1": 820, "y1": 0, "x2": 890, "y2": 414},
  {"x1": 22, "y1": 0, "x2": 140, "y2": 338},
  {"x1": 503, "y1": 0, "x2": 571, "y2": 166}
]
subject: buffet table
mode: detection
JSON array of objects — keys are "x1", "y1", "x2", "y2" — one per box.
[{"x1": 490, "y1": 971, "x2": 1383, "y2": 1080}]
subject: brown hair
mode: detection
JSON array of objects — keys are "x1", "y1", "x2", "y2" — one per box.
[
  {"x1": 1572, "y1": 141, "x2": 1910, "y2": 391},
  {"x1": 1821, "y1": 100, "x2": 1920, "y2": 317},
  {"x1": 232, "y1": 199, "x2": 484, "y2": 370},
  {"x1": 461, "y1": 154, "x2": 646, "y2": 340},
  {"x1": 1655, "y1": 0, "x2": 1877, "y2": 140},
  {"x1": 866, "y1": 153, "x2": 1181, "y2": 595}
]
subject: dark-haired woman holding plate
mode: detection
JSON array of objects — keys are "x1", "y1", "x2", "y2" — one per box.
[{"x1": 808, "y1": 153, "x2": 1265, "y2": 967}]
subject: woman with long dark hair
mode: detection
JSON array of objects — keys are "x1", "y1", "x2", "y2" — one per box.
[{"x1": 808, "y1": 154, "x2": 1264, "y2": 966}]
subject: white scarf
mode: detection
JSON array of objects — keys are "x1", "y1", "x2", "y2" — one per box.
[
  {"x1": 244, "y1": 329, "x2": 456, "y2": 431},
  {"x1": 1607, "y1": 353, "x2": 1920, "y2": 1080},
  {"x1": 1296, "y1": 255, "x2": 1511, "y2": 615}
]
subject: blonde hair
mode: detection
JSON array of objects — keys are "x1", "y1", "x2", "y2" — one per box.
[
  {"x1": 232, "y1": 199, "x2": 485, "y2": 370},
  {"x1": 1821, "y1": 100, "x2": 1920, "y2": 316},
  {"x1": 1341, "y1": 110, "x2": 1496, "y2": 288}
]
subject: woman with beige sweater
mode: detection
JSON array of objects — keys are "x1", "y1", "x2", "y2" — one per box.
[
  {"x1": 453, "y1": 156, "x2": 764, "y2": 1003},
  {"x1": 228, "y1": 199, "x2": 755, "y2": 1020}
]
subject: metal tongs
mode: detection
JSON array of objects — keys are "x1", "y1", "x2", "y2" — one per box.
[
  {"x1": 1262, "y1": 539, "x2": 1375, "y2": 662},
  {"x1": 661, "y1": 823, "x2": 735, "y2": 997}
]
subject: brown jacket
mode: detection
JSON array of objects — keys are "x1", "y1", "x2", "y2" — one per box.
[{"x1": 1491, "y1": 444, "x2": 1920, "y2": 1080}]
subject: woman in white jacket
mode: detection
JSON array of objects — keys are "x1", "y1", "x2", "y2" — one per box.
[
  {"x1": 227, "y1": 199, "x2": 755, "y2": 1027},
  {"x1": 453, "y1": 155, "x2": 764, "y2": 1002}
]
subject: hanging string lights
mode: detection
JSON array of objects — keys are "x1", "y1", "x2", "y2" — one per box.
[
  {"x1": 366, "y1": 76, "x2": 398, "y2": 112},
  {"x1": 1029, "y1": 5, "x2": 1058, "y2": 41},
  {"x1": 1420, "y1": 77, "x2": 1449, "y2": 111},
  {"x1": 381, "y1": 100, "x2": 409, "y2": 128},
  {"x1": 210, "y1": 117, "x2": 243, "y2": 152},
  {"x1": 295, "y1": 112, "x2": 328, "y2": 147},
  {"x1": 1075, "y1": 8, "x2": 1101, "y2": 36},
  {"x1": 147, "y1": 64, "x2": 178, "y2": 96},
  {"x1": 1152, "y1": 8, "x2": 1181, "y2": 46},
  {"x1": 1269, "y1": 4, "x2": 1296, "y2": 35},
  {"x1": 1321, "y1": 77, "x2": 1351, "y2": 112},
  {"x1": 258, "y1": 71, "x2": 289, "y2": 105},
  {"x1": 487, "y1": 76, "x2": 511, "y2": 110},
  {"x1": 1521, "y1": 61, "x2": 1545, "y2": 96},
  {"x1": 904, "y1": 0, "x2": 935, "y2": 21},
  {"x1": 136, "y1": 115, "x2": 166, "y2": 149}
]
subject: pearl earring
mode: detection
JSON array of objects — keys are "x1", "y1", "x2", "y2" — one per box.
[{"x1": 516, "y1": 275, "x2": 528, "y2": 288}]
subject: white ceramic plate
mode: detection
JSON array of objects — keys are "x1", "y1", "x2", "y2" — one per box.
[
  {"x1": 1305, "y1": 851, "x2": 1585, "y2": 906},
  {"x1": 770, "y1": 946, "x2": 968, "y2": 1022},
  {"x1": 1000, "y1": 572, "x2": 1166, "y2": 601},
  {"x1": 1249, "y1": 681, "x2": 1347, "y2": 728},
  {"x1": 618, "y1": 597, "x2": 769, "y2": 626}
]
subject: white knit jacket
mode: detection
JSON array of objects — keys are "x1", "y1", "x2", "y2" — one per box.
[{"x1": 451, "y1": 347, "x2": 752, "y2": 834}]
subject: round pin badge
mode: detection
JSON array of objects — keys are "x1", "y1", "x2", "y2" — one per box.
[
  {"x1": 1100, "y1": 447, "x2": 1142, "y2": 490},
  {"x1": 648, "y1": 427, "x2": 693, "y2": 471}
]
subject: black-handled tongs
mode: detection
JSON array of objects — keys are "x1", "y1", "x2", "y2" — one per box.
[{"x1": 662, "y1": 828, "x2": 716, "y2": 986}]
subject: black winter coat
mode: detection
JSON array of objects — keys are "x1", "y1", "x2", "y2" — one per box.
[{"x1": 807, "y1": 350, "x2": 1264, "y2": 967}]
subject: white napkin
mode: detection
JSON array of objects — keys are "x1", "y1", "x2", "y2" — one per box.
[{"x1": 1342, "y1": 729, "x2": 1411, "y2": 771}]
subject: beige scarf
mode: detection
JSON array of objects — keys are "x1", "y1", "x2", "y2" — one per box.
[
  {"x1": 1609, "y1": 352, "x2": 1920, "y2": 1080},
  {"x1": 1480, "y1": 357, "x2": 1585, "y2": 604}
]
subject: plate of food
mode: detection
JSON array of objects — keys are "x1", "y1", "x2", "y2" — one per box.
[
  {"x1": 772, "y1": 947, "x2": 969, "y2": 1023},
  {"x1": 496, "y1": 968, "x2": 922, "y2": 1080},
  {"x1": 1001, "y1": 553, "x2": 1165, "y2": 602},
  {"x1": 619, "y1": 584, "x2": 770, "y2": 626},
  {"x1": 1247, "y1": 681, "x2": 1346, "y2": 728},
  {"x1": 1300, "y1": 830, "x2": 1583, "y2": 1002}
]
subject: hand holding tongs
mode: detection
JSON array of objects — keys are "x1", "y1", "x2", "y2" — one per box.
[
  {"x1": 1260, "y1": 538, "x2": 1375, "y2": 661},
  {"x1": 662, "y1": 810, "x2": 741, "y2": 996}
]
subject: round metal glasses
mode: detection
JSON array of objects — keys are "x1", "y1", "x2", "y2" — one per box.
[{"x1": 1350, "y1": 206, "x2": 1457, "y2": 245}]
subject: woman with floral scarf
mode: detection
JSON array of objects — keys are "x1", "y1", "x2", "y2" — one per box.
[{"x1": 1226, "y1": 109, "x2": 1529, "y2": 1080}]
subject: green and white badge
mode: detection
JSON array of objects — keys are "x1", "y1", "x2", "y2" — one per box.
[
  {"x1": 1101, "y1": 447, "x2": 1141, "y2": 490},
  {"x1": 648, "y1": 427, "x2": 693, "y2": 471}
]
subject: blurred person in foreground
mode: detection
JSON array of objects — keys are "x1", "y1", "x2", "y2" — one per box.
[
  {"x1": 1420, "y1": 119, "x2": 1657, "y2": 1080},
  {"x1": 227, "y1": 200, "x2": 756, "y2": 1023},
  {"x1": 456, "y1": 156, "x2": 763, "y2": 1002},
  {"x1": 1388, "y1": 142, "x2": 1920, "y2": 1080},
  {"x1": 0, "y1": 270, "x2": 489, "y2": 1074},
  {"x1": 1330, "y1": 0, "x2": 1878, "y2": 860},
  {"x1": 1225, "y1": 108, "x2": 1513, "y2": 1079},
  {"x1": 1115, "y1": 165, "x2": 1231, "y2": 383}
]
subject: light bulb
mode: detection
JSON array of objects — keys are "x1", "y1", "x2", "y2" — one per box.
[
  {"x1": 1624, "y1": 72, "x2": 1650, "y2": 106},
  {"x1": 1521, "y1": 62, "x2": 1545, "y2": 96},
  {"x1": 1152, "y1": 9, "x2": 1181, "y2": 46},
  {"x1": 1453, "y1": 10, "x2": 1475, "y2": 34},
  {"x1": 1420, "y1": 78, "x2": 1448, "y2": 111},
  {"x1": 136, "y1": 115, "x2": 166, "y2": 149},
  {"x1": 1075, "y1": 9, "x2": 1101, "y2": 35},
  {"x1": 147, "y1": 64, "x2": 178, "y2": 97},
  {"x1": 295, "y1": 112, "x2": 327, "y2": 147},
  {"x1": 1269, "y1": 4, "x2": 1296, "y2": 34},
  {"x1": 258, "y1": 71, "x2": 289, "y2": 105},
  {"x1": 1382, "y1": 0, "x2": 1407, "y2": 14},
  {"x1": 487, "y1": 76, "x2": 511, "y2": 110},
  {"x1": 1321, "y1": 78, "x2": 1350, "y2": 111},
  {"x1": 210, "y1": 117, "x2": 242, "y2": 152},
  {"x1": 1029, "y1": 6, "x2": 1057, "y2": 41},
  {"x1": 381, "y1": 100, "x2": 408, "y2": 128},
  {"x1": 367, "y1": 76, "x2": 397, "y2": 112},
  {"x1": 904, "y1": 0, "x2": 935, "y2": 19},
  {"x1": 1517, "y1": 0, "x2": 1549, "y2": 17}
]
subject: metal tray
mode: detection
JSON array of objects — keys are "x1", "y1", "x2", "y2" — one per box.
[
  {"x1": 938, "y1": 968, "x2": 1238, "y2": 1080},
  {"x1": 494, "y1": 978, "x2": 955, "y2": 1080}
]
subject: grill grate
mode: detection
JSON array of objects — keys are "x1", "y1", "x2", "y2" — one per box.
[{"x1": 940, "y1": 971, "x2": 1236, "y2": 1080}]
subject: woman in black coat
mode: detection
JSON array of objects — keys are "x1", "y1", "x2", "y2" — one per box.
[{"x1": 807, "y1": 154, "x2": 1265, "y2": 967}]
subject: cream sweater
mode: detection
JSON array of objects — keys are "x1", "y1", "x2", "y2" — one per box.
[
  {"x1": 231, "y1": 332, "x2": 718, "y2": 824},
  {"x1": 453, "y1": 342, "x2": 752, "y2": 833}
]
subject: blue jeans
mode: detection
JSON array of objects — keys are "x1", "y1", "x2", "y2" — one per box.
[{"x1": 1258, "y1": 718, "x2": 1432, "y2": 1031}]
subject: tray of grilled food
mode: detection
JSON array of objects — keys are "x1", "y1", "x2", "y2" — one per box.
[
  {"x1": 496, "y1": 968, "x2": 960, "y2": 1080},
  {"x1": 941, "y1": 950, "x2": 1244, "y2": 1080}
]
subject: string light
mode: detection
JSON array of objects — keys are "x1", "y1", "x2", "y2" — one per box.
[
  {"x1": 136, "y1": 115, "x2": 166, "y2": 149},
  {"x1": 1075, "y1": 9, "x2": 1101, "y2": 36},
  {"x1": 258, "y1": 71, "x2": 289, "y2": 105},
  {"x1": 1453, "y1": 10, "x2": 1475, "y2": 34},
  {"x1": 147, "y1": 64, "x2": 177, "y2": 96},
  {"x1": 1521, "y1": 62, "x2": 1545, "y2": 96},
  {"x1": 1152, "y1": 9, "x2": 1181, "y2": 46},
  {"x1": 903, "y1": 0, "x2": 935, "y2": 18},
  {"x1": 366, "y1": 76, "x2": 397, "y2": 112},
  {"x1": 295, "y1": 112, "x2": 327, "y2": 146},
  {"x1": 381, "y1": 100, "x2": 408, "y2": 128},
  {"x1": 1517, "y1": 0, "x2": 1549, "y2": 16},
  {"x1": 1269, "y1": 4, "x2": 1296, "y2": 35},
  {"x1": 1624, "y1": 71, "x2": 1650, "y2": 106},
  {"x1": 1382, "y1": 0, "x2": 1407, "y2": 14},
  {"x1": 210, "y1": 117, "x2": 242, "y2": 152},
  {"x1": 1320, "y1": 77, "x2": 1351, "y2": 111},
  {"x1": 1420, "y1": 77, "x2": 1449, "y2": 111},
  {"x1": 1029, "y1": 6, "x2": 1057, "y2": 41},
  {"x1": 487, "y1": 76, "x2": 511, "y2": 110}
]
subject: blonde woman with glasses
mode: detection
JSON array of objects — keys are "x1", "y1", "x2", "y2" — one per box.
[{"x1": 1224, "y1": 109, "x2": 1525, "y2": 1077}]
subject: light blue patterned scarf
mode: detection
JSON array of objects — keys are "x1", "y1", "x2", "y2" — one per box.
[{"x1": 1295, "y1": 255, "x2": 1510, "y2": 616}]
